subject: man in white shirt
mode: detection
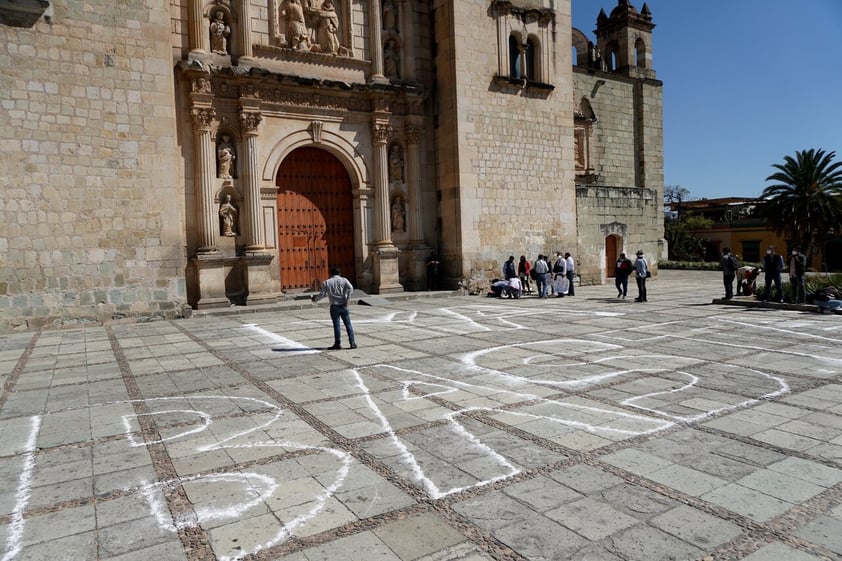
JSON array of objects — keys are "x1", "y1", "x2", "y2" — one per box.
[
  {"x1": 311, "y1": 266, "x2": 357, "y2": 349},
  {"x1": 564, "y1": 252, "x2": 575, "y2": 296}
]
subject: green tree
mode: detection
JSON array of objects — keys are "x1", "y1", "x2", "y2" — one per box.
[
  {"x1": 762, "y1": 149, "x2": 842, "y2": 258},
  {"x1": 664, "y1": 185, "x2": 713, "y2": 261}
]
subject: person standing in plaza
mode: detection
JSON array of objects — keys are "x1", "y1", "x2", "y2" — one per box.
[
  {"x1": 518, "y1": 255, "x2": 532, "y2": 294},
  {"x1": 634, "y1": 250, "x2": 648, "y2": 302},
  {"x1": 789, "y1": 246, "x2": 807, "y2": 304},
  {"x1": 720, "y1": 247, "x2": 738, "y2": 300},
  {"x1": 311, "y1": 266, "x2": 357, "y2": 349},
  {"x1": 763, "y1": 245, "x2": 784, "y2": 302},
  {"x1": 615, "y1": 252, "x2": 632, "y2": 299},
  {"x1": 533, "y1": 254, "x2": 549, "y2": 298},
  {"x1": 564, "y1": 252, "x2": 576, "y2": 296},
  {"x1": 551, "y1": 252, "x2": 566, "y2": 296},
  {"x1": 503, "y1": 255, "x2": 517, "y2": 280}
]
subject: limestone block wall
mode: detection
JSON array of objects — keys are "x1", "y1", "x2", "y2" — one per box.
[
  {"x1": 435, "y1": 0, "x2": 576, "y2": 284},
  {"x1": 572, "y1": 68, "x2": 664, "y2": 284},
  {"x1": 0, "y1": 2, "x2": 185, "y2": 331}
]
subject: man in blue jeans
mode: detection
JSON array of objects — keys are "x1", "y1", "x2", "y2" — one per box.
[{"x1": 311, "y1": 266, "x2": 357, "y2": 349}]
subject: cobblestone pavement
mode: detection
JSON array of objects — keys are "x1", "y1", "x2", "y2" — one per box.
[{"x1": 2, "y1": 270, "x2": 842, "y2": 561}]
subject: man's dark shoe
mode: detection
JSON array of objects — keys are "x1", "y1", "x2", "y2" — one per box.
[
  {"x1": 328, "y1": 344, "x2": 341, "y2": 350},
  {"x1": 350, "y1": 343, "x2": 357, "y2": 349}
]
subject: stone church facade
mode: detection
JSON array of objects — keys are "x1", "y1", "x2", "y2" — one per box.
[{"x1": 0, "y1": 0, "x2": 663, "y2": 330}]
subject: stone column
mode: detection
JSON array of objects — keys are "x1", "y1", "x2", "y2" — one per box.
[
  {"x1": 405, "y1": 122, "x2": 424, "y2": 244},
  {"x1": 188, "y1": 0, "x2": 209, "y2": 58},
  {"x1": 370, "y1": 120, "x2": 402, "y2": 293},
  {"x1": 191, "y1": 105, "x2": 219, "y2": 254},
  {"x1": 368, "y1": 0, "x2": 386, "y2": 82},
  {"x1": 240, "y1": 109, "x2": 264, "y2": 250},
  {"x1": 371, "y1": 121, "x2": 393, "y2": 245},
  {"x1": 237, "y1": 0, "x2": 255, "y2": 64}
]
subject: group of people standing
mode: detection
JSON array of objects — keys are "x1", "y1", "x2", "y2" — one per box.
[
  {"x1": 499, "y1": 252, "x2": 577, "y2": 299},
  {"x1": 614, "y1": 250, "x2": 649, "y2": 302},
  {"x1": 721, "y1": 245, "x2": 807, "y2": 304}
]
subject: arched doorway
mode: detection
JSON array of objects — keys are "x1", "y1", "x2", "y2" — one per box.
[
  {"x1": 605, "y1": 235, "x2": 621, "y2": 277},
  {"x1": 276, "y1": 147, "x2": 356, "y2": 291}
]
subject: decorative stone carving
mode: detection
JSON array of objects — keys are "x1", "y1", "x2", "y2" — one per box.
[
  {"x1": 309, "y1": 120, "x2": 323, "y2": 143},
  {"x1": 388, "y1": 144, "x2": 403, "y2": 182},
  {"x1": 390, "y1": 193, "x2": 406, "y2": 232},
  {"x1": 217, "y1": 135, "x2": 236, "y2": 178},
  {"x1": 382, "y1": 0, "x2": 397, "y2": 33},
  {"x1": 383, "y1": 39, "x2": 400, "y2": 79},
  {"x1": 371, "y1": 123, "x2": 393, "y2": 144},
  {"x1": 209, "y1": 11, "x2": 231, "y2": 55},
  {"x1": 279, "y1": 0, "x2": 309, "y2": 50},
  {"x1": 219, "y1": 194, "x2": 239, "y2": 236},
  {"x1": 190, "y1": 107, "x2": 216, "y2": 131},
  {"x1": 311, "y1": 0, "x2": 340, "y2": 54},
  {"x1": 240, "y1": 111, "x2": 263, "y2": 135}
]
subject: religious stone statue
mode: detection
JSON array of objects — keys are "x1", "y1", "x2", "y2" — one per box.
[
  {"x1": 209, "y1": 11, "x2": 231, "y2": 55},
  {"x1": 217, "y1": 135, "x2": 235, "y2": 178},
  {"x1": 280, "y1": 0, "x2": 309, "y2": 50},
  {"x1": 388, "y1": 144, "x2": 403, "y2": 182},
  {"x1": 219, "y1": 194, "x2": 239, "y2": 236},
  {"x1": 382, "y1": 0, "x2": 397, "y2": 33},
  {"x1": 311, "y1": 0, "x2": 340, "y2": 54},
  {"x1": 384, "y1": 39, "x2": 400, "y2": 79},
  {"x1": 391, "y1": 195, "x2": 405, "y2": 233}
]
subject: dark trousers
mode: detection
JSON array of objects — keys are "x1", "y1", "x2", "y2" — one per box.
[
  {"x1": 566, "y1": 271, "x2": 575, "y2": 296},
  {"x1": 635, "y1": 276, "x2": 647, "y2": 301},
  {"x1": 723, "y1": 273, "x2": 735, "y2": 299},
  {"x1": 329, "y1": 304, "x2": 355, "y2": 346},
  {"x1": 792, "y1": 275, "x2": 806, "y2": 303},
  {"x1": 764, "y1": 273, "x2": 782, "y2": 302},
  {"x1": 615, "y1": 275, "x2": 628, "y2": 297}
]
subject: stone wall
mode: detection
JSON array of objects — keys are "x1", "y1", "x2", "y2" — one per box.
[
  {"x1": 435, "y1": 0, "x2": 576, "y2": 283},
  {"x1": 573, "y1": 67, "x2": 663, "y2": 284},
  {"x1": 0, "y1": 1, "x2": 186, "y2": 331}
]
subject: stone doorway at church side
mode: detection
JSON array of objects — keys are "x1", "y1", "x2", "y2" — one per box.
[{"x1": 276, "y1": 147, "x2": 356, "y2": 292}]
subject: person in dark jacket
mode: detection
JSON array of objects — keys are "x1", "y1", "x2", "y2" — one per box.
[
  {"x1": 789, "y1": 246, "x2": 807, "y2": 304},
  {"x1": 763, "y1": 246, "x2": 784, "y2": 303},
  {"x1": 720, "y1": 248, "x2": 738, "y2": 299}
]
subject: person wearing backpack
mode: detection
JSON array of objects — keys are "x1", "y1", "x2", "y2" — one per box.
[
  {"x1": 615, "y1": 252, "x2": 633, "y2": 299},
  {"x1": 720, "y1": 248, "x2": 738, "y2": 300}
]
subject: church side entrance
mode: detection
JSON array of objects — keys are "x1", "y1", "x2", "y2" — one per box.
[{"x1": 276, "y1": 147, "x2": 356, "y2": 291}]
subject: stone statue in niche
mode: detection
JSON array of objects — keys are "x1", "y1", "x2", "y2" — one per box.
[
  {"x1": 391, "y1": 195, "x2": 406, "y2": 233},
  {"x1": 209, "y1": 11, "x2": 231, "y2": 55},
  {"x1": 219, "y1": 194, "x2": 239, "y2": 237},
  {"x1": 311, "y1": 0, "x2": 340, "y2": 54},
  {"x1": 388, "y1": 144, "x2": 404, "y2": 182},
  {"x1": 217, "y1": 135, "x2": 236, "y2": 178},
  {"x1": 384, "y1": 39, "x2": 400, "y2": 79},
  {"x1": 280, "y1": 0, "x2": 309, "y2": 50},
  {"x1": 382, "y1": 0, "x2": 397, "y2": 33}
]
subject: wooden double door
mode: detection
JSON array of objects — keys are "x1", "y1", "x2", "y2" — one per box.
[{"x1": 276, "y1": 147, "x2": 356, "y2": 291}]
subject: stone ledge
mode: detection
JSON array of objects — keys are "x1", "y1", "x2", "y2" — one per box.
[{"x1": 712, "y1": 297, "x2": 819, "y2": 312}]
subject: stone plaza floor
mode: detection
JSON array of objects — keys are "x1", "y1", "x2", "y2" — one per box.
[{"x1": 1, "y1": 270, "x2": 841, "y2": 561}]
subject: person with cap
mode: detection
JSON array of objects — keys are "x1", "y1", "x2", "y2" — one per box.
[
  {"x1": 311, "y1": 265, "x2": 357, "y2": 350},
  {"x1": 720, "y1": 247, "x2": 739, "y2": 299},
  {"x1": 615, "y1": 252, "x2": 633, "y2": 299},
  {"x1": 633, "y1": 250, "x2": 649, "y2": 302},
  {"x1": 789, "y1": 246, "x2": 807, "y2": 304}
]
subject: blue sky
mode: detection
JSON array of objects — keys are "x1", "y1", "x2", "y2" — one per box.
[{"x1": 572, "y1": 0, "x2": 842, "y2": 200}]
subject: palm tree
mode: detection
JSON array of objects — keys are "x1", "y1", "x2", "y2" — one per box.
[{"x1": 761, "y1": 149, "x2": 842, "y2": 261}]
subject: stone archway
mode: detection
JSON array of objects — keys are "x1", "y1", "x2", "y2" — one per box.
[{"x1": 276, "y1": 147, "x2": 356, "y2": 291}]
